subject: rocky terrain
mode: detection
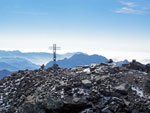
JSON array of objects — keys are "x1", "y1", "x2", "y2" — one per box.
[{"x1": 0, "y1": 60, "x2": 150, "y2": 113}]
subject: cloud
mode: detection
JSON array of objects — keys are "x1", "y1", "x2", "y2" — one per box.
[
  {"x1": 115, "y1": 7, "x2": 145, "y2": 14},
  {"x1": 115, "y1": 0, "x2": 150, "y2": 15},
  {"x1": 120, "y1": 1, "x2": 137, "y2": 7},
  {"x1": 12, "y1": 11, "x2": 49, "y2": 16}
]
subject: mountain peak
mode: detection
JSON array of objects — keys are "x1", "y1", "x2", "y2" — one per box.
[{"x1": 46, "y1": 53, "x2": 108, "y2": 68}]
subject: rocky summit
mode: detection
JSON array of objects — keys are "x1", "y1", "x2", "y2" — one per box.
[{"x1": 1, "y1": 61, "x2": 150, "y2": 113}]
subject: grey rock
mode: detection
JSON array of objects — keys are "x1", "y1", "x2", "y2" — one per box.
[
  {"x1": 0, "y1": 60, "x2": 150, "y2": 113},
  {"x1": 82, "y1": 79, "x2": 92, "y2": 88},
  {"x1": 114, "y1": 83, "x2": 131, "y2": 95}
]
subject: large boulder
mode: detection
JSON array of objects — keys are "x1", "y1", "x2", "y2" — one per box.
[
  {"x1": 82, "y1": 79, "x2": 92, "y2": 88},
  {"x1": 125, "y1": 60, "x2": 146, "y2": 72},
  {"x1": 114, "y1": 83, "x2": 131, "y2": 95}
]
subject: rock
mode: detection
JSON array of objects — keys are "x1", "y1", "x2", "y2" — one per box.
[
  {"x1": 59, "y1": 81, "x2": 67, "y2": 86},
  {"x1": 22, "y1": 102, "x2": 36, "y2": 113},
  {"x1": 123, "y1": 99, "x2": 130, "y2": 106},
  {"x1": 83, "y1": 68, "x2": 91, "y2": 74},
  {"x1": 132, "y1": 109, "x2": 139, "y2": 113},
  {"x1": 126, "y1": 60, "x2": 146, "y2": 72},
  {"x1": 95, "y1": 75, "x2": 109, "y2": 83},
  {"x1": 40, "y1": 64, "x2": 45, "y2": 70},
  {"x1": 146, "y1": 64, "x2": 150, "y2": 73},
  {"x1": 114, "y1": 83, "x2": 131, "y2": 95},
  {"x1": 0, "y1": 60, "x2": 150, "y2": 113},
  {"x1": 144, "y1": 80, "x2": 150, "y2": 93},
  {"x1": 82, "y1": 79, "x2": 92, "y2": 88},
  {"x1": 26, "y1": 95, "x2": 35, "y2": 103},
  {"x1": 73, "y1": 97, "x2": 80, "y2": 103},
  {"x1": 107, "y1": 59, "x2": 113, "y2": 63}
]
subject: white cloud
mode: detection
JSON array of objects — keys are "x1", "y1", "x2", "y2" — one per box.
[
  {"x1": 115, "y1": 1, "x2": 150, "y2": 15},
  {"x1": 115, "y1": 7, "x2": 144, "y2": 14},
  {"x1": 120, "y1": 1, "x2": 137, "y2": 7}
]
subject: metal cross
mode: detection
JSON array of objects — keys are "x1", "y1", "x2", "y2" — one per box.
[{"x1": 49, "y1": 44, "x2": 61, "y2": 67}]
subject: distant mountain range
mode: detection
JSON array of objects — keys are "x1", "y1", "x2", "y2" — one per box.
[
  {"x1": 0, "y1": 50, "x2": 81, "y2": 65},
  {"x1": 0, "y1": 57, "x2": 40, "y2": 71},
  {"x1": 116, "y1": 60, "x2": 129, "y2": 66},
  {"x1": 46, "y1": 53, "x2": 130, "y2": 68},
  {"x1": 46, "y1": 53, "x2": 108, "y2": 68},
  {"x1": 0, "y1": 50, "x2": 130, "y2": 79},
  {"x1": 0, "y1": 70, "x2": 12, "y2": 79},
  {"x1": 0, "y1": 50, "x2": 85, "y2": 78}
]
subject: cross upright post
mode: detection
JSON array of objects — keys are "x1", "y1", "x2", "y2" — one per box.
[
  {"x1": 53, "y1": 44, "x2": 56, "y2": 66},
  {"x1": 49, "y1": 44, "x2": 60, "y2": 68}
]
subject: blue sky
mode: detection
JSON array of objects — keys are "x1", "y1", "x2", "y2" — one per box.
[{"x1": 0, "y1": 0, "x2": 150, "y2": 63}]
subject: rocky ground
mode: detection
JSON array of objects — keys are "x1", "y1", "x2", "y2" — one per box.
[{"x1": 0, "y1": 61, "x2": 150, "y2": 113}]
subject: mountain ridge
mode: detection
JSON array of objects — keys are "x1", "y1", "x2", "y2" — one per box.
[
  {"x1": 46, "y1": 53, "x2": 108, "y2": 68},
  {"x1": 0, "y1": 57, "x2": 40, "y2": 71},
  {"x1": 0, "y1": 70, "x2": 12, "y2": 79},
  {"x1": 0, "y1": 50, "x2": 85, "y2": 65}
]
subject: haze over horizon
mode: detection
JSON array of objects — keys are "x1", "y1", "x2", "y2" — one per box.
[{"x1": 0, "y1": 0, "x2": 150, "y2": 63}]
